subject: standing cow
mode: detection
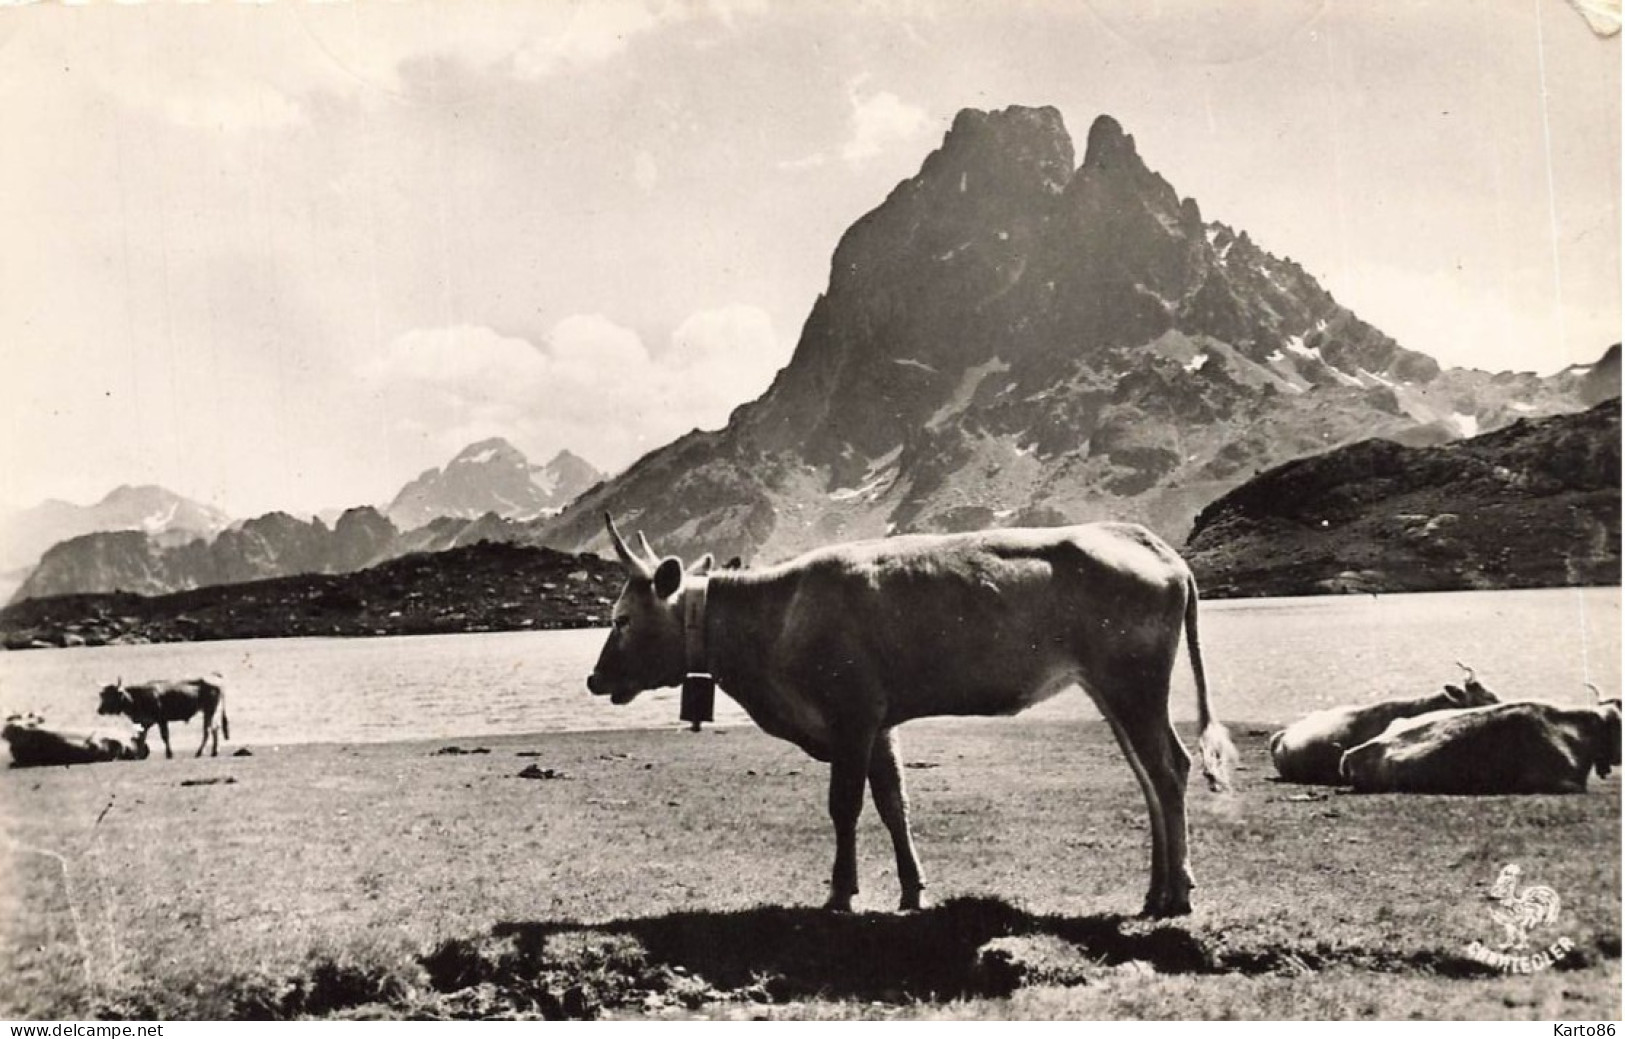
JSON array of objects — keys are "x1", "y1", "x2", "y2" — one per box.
[
  {"x1": 97, "y1": 676, "x2": 229, "y2": 759},
  {"x1": 587, "y1": 515, "x2": 1236, "y2": 918}
]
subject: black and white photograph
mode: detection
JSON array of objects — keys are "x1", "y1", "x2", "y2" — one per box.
[{"x1": 0, "y1": 0, "x2": 1619, "y2": 1023}]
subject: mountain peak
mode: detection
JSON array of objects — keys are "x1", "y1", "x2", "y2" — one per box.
[
  {"x1": 546, "y1": 448, "x2": 594, "y2": 470},
  {"x1": 925, "y1": 104, "x2": 1075, "y2": 194},
  {"x1": 1082, "y1": 113, "x2": 1138, "y2": 170},
  {"x1": 385, "y1": 440, "x2": 602, "y2": 529},
  {"x1": 450, "y1": 438, "x2": 525, "y2": 467},
  {"x1": 99, "y1": 484, "x2": 177, "y2": 507}
]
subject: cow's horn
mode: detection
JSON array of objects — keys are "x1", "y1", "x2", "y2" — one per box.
[
  {"x1": 1587, "y1": 682, "x2": 1604, "y2": 704},
  {"x1": 604, "y1": 514, "x2": 650, "y2": 577},
  {"x1": 1454, "y1": 660, "x2": 1475, "y2": 682},
  {"x1": 636, "y1": 532, "x2": 661, "y2": 567}
]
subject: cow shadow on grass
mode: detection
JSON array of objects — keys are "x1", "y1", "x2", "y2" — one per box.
[
  {"x1": 407, "y1": 896, "x2": 1495, "y2": 1018},
  {"x1": 182, "y1": 898, "x2": 1569, "y2": 1019}
]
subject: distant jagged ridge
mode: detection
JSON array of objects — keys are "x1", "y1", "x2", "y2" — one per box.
[{"x1": 9, "y1": 439, "x2": 603, "y2": 604}]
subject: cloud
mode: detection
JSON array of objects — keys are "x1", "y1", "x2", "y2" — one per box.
[
  {"x1": 360, "y1": 307, "x2": 785, "y2": 475},
  {"x1": 841, "y1": 86, "x2": 932, "y2": 165},
  {"x1": 785, "y1": 81, "x2": 933, "y2": 170},
  {"x1": 511, "y1": 0, "x2": 675, "y2": 79}
]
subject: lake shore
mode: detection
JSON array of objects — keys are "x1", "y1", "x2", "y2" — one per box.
[{"x1": 1, "y1": 719, "x2": 1617, "y2": 1020}]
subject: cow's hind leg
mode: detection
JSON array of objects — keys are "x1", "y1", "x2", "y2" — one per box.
[
  {"x1": 197, "y1": 707, "x2": 215, "y2": 757},
  {"x1": 869, "y1": 727, "x2": 925, "y2": 910},
  {"x1": 1097, "y1": 666, "x2": 1194, "y2": 917}
]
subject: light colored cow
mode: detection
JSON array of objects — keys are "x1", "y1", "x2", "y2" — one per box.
[
  {"x1": 1268, "y1": 664, "x2": 1498, "y2": 785},
  {"x1": 1339, "y1": 686, "x2": 1622, "y2": 794},
  {"x1": 587, "y1": 515, "x2": 1236, "y2": 918},
  {"x1": 97, "y1": 676, "x2": 229, "y2": 758}
]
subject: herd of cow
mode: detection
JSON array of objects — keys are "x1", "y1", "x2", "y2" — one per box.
[
  {"x1": 1, "y1": 676, "x2": 229, "y2": 767},
  {"x1": 1270, "y1": 663, "x2": 1622, "y2": 795}
]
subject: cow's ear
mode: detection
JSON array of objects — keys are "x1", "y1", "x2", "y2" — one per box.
[
  {"x1": 653, "y1": 557, "x2": 685, "y2": 599},
  {"x1": 1443, "y1": 684, "x2": 1466, "y2": 703},
  {"x1": 687, "y1": 554, "x2": 714, "y2": 577}
]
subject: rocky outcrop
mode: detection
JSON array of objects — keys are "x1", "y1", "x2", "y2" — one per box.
[
  {"x1": 0, "y1": 540, "x2": 623, "y2": 649},
  {"x1": 1184, "y1": 399, "x2": 1621, "y2": 597}
]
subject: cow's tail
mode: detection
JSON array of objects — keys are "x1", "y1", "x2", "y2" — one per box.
[{"x1": 1186, "y1": 572, "x2": 1238, "y2": 793}]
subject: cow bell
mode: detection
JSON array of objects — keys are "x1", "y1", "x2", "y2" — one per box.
[{"x1": 681, "y1": 675, "x2": 715, "y2": 731}]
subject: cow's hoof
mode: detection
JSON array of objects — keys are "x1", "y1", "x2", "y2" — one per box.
[
  {"x1": 899, "y1": 890, "x2": 926, "y2": 912},
  {"x1": 823, "y1": 893, "x2": 855, "y2": 913},
  {"x1": 1140, "y1": 894, "x2": 1193, "y2": 919}
]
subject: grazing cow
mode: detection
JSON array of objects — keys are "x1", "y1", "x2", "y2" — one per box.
[
  {"x1": 3, "y1": 714, "x2": 148, "y2": 767},
  {"x1": 1268, "y1": 663, "x2": 1499, "y2": 785},
  {"x1": 1338, "y1": 686, "x2": 1622, "y2": 794},
  {"x1": 97, "y1": 676, "x2": 229, "y2": 759},
  {"x1": 587, "y1": 515, "x2": 1236, "y2": 918}
]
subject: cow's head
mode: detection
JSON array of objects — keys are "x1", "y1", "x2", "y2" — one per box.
[
  {"x1": 97, "y1": 680, "x2": 129, "y2": 717},
  {"x1": 1445, "y1": 662, "x2": 1499, "y2": 708},
  {"x1": 587, "y1": 514, "x2": 712, "y2": 705},
  {"x1": 1590, "y1": 684, "x2": 1621, "y2": 779}
]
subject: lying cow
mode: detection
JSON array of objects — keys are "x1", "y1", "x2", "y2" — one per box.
[
  {"x1": 1268, "y1": 663, "x2": 1498, "y2": 784},
  {"x1": 587, "y1": 515, "x2": 1237, "y2": 918},
  {"x1": 1339, "y1": 686, "x2": 1622, "y2": 794},
  {"x1": 3, "y1": 714, "x2": 149, "y2": 767},
  {"x1": 97, "y1": 676, "x2": 229, "y2": 758}
]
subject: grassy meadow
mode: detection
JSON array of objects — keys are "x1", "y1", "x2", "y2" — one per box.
[{"x1": 0, "y1": 718, "x2": 1617, "y2": 1020}]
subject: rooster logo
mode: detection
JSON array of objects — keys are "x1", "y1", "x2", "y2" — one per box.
[{"x1": 1486, "y1": 864, "x2": 1561, "y2": 951}]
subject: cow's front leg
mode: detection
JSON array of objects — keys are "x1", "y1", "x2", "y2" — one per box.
[
  {"x1": 869, "y1": 727, "x2": 926, "y2": 910},
  {"x1": 157, "y1": 720, "x2": 174, "y2": 760},
  {"x1": 824, "y1": 726, "x2": 878, "y2": 912}
]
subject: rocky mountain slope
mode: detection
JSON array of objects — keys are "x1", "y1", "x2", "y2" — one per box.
[
  {"x1": 538, "y1": 106, "x2": 1608, "y2": 565},
  {"x1": 386, "y1": 439, "x2": 602, "y2": 529},
  {"x1": 0, "y1": 541, "x2": 621, "y2": 649},
  {"x1": 1184, "y1": 399, "x2": 1620, "y2": 597}
]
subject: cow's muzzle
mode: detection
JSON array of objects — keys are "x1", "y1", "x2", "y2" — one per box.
[{"x1": 587, "y1": 673, "x2": 639, "y2": 706}]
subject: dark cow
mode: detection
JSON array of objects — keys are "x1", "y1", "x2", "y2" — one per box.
[
  {"x1": 1339, "y1": 686, "x2": 1622, "y2": 794},
  {"x1": 1268, "y1": 663, "x2": 1499, "y2": 784},
  {"x1": 3, "y1": 713, "x2": 149, "y2": 767},
  {"x1": 97, "y1": 676, "x2": 229, "y2": 758},
  {"x1": 587, "y1": 515, "x2": 1236, "y2": 918}
]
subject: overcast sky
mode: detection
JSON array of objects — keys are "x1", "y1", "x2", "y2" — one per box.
[{"x1": 1, "y1": 0, "x2": 1617, "y2": 518}]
